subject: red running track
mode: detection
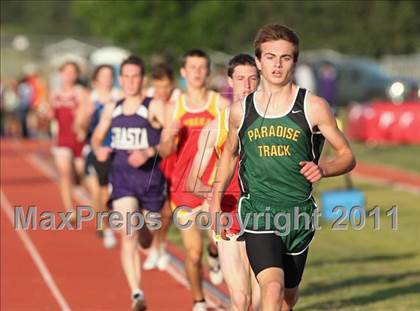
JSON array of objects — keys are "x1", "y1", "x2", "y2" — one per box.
[
  {"x1": 0, "y1": 139, "x2": 221, "y2": 311},
  {"x1": 3, "y1": 138, "x2": 419, "y2": 310}
]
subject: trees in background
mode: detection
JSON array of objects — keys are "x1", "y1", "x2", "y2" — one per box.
[
  {"x1": 1, "y1": 1, "x2": 88, "y2": 37},
  {"x1": 2, "y1": 1, "x2": 420, "y2": 59}
]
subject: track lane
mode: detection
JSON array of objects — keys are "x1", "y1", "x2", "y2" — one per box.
[{"x1": 1, "y1": 139, "x2": 195, "y2": 310}]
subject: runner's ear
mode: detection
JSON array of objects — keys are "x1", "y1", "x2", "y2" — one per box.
[
  {"x1": 180, "y1": 67, "x2": 187, "y2": 79},
  {"x1": 227, "y1": 77, "x2": 233, "y2": 88}
]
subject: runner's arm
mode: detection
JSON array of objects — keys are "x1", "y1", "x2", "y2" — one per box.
[
  {"x1": 73, "y1": 88, "x2": 92, "y2": 141},
  {"x1": 159, "y1": 100, "x2": 179, "y2": 158},
  {"x1": 210, "y1": 101, "x2": 242, "y2": 214},
  {"x1": 91, "y1": 101, "x2": 115, "y2": 155},
  {"x1": 217, "y1": 95, "x2": 230, "y2": 111},
  {"x1": 186, "y1": 120, "x2": 217, "y2": 199},
  {"x1": 148, "y1": 98, "x2": 165, "y2": 129},
  {"x1": 307, "y1": 95, "x2": 356, "y2": 179}
]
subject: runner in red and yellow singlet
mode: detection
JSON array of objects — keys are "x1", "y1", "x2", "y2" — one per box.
[
  {"x1": 159, "y1": 49, "x2": 229, "y2": 311},
  {"x1": 187, "y1": 54, "x2": 261, "y2": 310}
]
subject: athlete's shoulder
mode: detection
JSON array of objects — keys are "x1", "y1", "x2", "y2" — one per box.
[
  {"x1": 92, "y1": 99, "x2": 117, "y2": 130},
  {"x1": 216, "y1": 92, "x2": 230, "y2": 111},
  {"x1": 167, "y1": 93, "x2": 179, "y2": 108},
  {"x1": 148, "y1": 97, "x2": 163, "y2": 113},
  {"x1": 306, "y1": 92, "x2": 332, "y2": 114},
  {"x1": 164, "y1": 94, "x2": 177, "y2": 119},
  {"x1": 170, "y1": 88, "x2": 182, "y2": 103},
  {"x1": 149, "y1": 97, "x2": 165, "y2": 125},
  {"x1": 112, "y1": 88, "x2": 124, "y2": 101},
  {"x1": 229, "y1": 98, "x2": 245, "y2": 128},
  {"x1": 102, "y1": 99, "x2": 118, "y2": 117},
  {"x1": 149, "y1": 97, "x2": 164, "y2": 109},
  {"x1": 171, "y1": 90, "x2": 185, "y2": 109},
  {"x1": 305, "y1": 92, "x2": 335, "y2": 126}
]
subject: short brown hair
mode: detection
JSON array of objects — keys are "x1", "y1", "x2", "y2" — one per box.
[
  {"x1": 120, "y1": 55, "x2": 146, "y2": 76},
  {"x1": 254, "y1": 24, "x2": 299, "y2": 62},
  {"x1": 227, "y1": 54, "x2": 258, "y2": 78},
  {"x1": 151, "y1": 63, "x2": 173, "y2": 81},
  {"x1": 181, "y1": 49, "x2": 210, "y2": 70}
]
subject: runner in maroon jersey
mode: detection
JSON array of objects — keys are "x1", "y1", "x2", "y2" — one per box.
[{"x1": 48, "y1": 61, "x2": 89, "y2": 222}]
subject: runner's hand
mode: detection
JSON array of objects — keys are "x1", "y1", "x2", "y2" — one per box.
[
  {"x1": 209, "y1": 199, "x2": 220, "y2": 233},
  {"x1": 220, "y1": 214, "x2": 230, "y2": 241},
  {"x1": 170, "y1": 120, "x2": 181, "y2": 137},
  {"x1": 204, "y1": 187, "x2": 214, "y2": 202},
  {"x1": 95, "y1": 147, "x2": 112, "y2": 162},
  {"x1": 212, "y1": 217, "x2": 230, "y2": 241},
  {"x1": 128, "y1": 149, "x2": 152, "y2": 168},
  {"x1": 299, "y1": 161, "x2": 324, "y2": 183},
  {"x1": 209, "y1": 198, "x2": 229, "y2": 241}
]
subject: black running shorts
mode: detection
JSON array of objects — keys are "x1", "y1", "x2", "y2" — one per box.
[
  {"x1": 244, "y1": 232, "x2": 309, "y2": 288},
  {"x1": 85, "y1": 151, "x2": 112, "y2": 186}
]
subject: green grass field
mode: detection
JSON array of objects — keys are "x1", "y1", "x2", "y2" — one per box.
[
  {"x1": 167, "y1": 175, "x2": 420, "y2": 310},
  {"x1": 299, "y1": 176, "x2": 420, "y2": 310},
  {"x1": 350, "y1": 141, "x2": 420, "y2": 173}
]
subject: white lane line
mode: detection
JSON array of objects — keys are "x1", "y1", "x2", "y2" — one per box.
[
  {"x1": 26, "y1": 151, "x2": 229, "y2": 309},
  {"x1": 0, "y1": 190, "x2": 72, "y2": 311}
]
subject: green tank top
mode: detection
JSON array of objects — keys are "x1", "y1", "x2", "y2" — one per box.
[{"x1": 238, "y1": 87, "x2": 324, "y2": 202}]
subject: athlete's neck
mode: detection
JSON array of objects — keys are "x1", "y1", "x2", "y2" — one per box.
[
  {"x1": 124, "y1": 93, "x2": 143, "y2": 106},
  {"x1": 256, "y1": 80, "x2": 297, "y2": 113},
  {"x1": 260, "y1": 77, "x2": 293, "y2": 95},
  {"x1": 159, "y1": 87, "x2": 175, "y2": 102},
  {"x1": 185, "y1": 86, "x2": 208, "y2": 108}
]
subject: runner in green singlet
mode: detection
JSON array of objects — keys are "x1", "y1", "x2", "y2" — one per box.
[{"x1": 210, "y1": 24, "x2": 356, "y2": 311}]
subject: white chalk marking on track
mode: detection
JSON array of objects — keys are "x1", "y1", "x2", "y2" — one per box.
[{"x1": 0, "y1": 190, "x2": 72, "y2": 311}]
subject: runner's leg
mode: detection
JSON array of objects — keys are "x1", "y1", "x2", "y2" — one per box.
[
  {"x1": 53, "y1": 147, "x2": 74, "y2": 213},
  {"x1": 218, "y1": 237, "x2": 251, "y2": 310},
  {"x1": 113, "y1": 196, "x2": 142, "y2": 292}
]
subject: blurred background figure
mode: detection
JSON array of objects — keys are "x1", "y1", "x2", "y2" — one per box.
[
  {"x1": 83, "y1": 64, "x2": 121, "y2": 248},
  {"x1": 25, "y1": 66, "x2": 48, "y2": 138},
  {"x1": 16, "y1": 75, "x2": 32, "y2": 138},
  {"x1": 146, "y1": 62, "x2": 181, "y2": 103},
  {"x1": 317, "y1": 62, "x2": 338, "y2": 115},
  {"x1": 48, "y1": 61, "x2": 89, "y2": 221},
  {"x1": 13, "y1": 66, "x2": 48, "y2": 139},
  {"x1": 1, "y1": 78, "x2": 20, "y2": 137},
  {"x1": 143, "y1": 63, "x2": 180, "y2": 271},
  {"x1": 295, "y1": 61, "x2": 316, "y2": 93}
]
